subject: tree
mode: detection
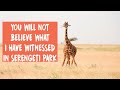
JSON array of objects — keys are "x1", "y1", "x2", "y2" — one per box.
[
  {"x1": 61, "y1": 37, "x2": 78, "y2": 44},
  {"x1": 69, "y1": 37, "x2": 78, "y2": 41}
]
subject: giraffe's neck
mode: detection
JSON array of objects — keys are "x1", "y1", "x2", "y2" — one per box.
[
  {"x1": 65, "y1": 28, "x2": 70, "y2": 45},
  {"x1": 65, "y1": 28, "x2": 68, "y2": 39}
]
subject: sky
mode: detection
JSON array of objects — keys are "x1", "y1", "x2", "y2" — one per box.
[{"x1": 0, "y1": 11, "x2": 120, "y2": 44}]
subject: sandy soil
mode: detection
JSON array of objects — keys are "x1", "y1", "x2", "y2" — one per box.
[{"x1": 0, "y1": 44, "x2": 120, "y2": 79}]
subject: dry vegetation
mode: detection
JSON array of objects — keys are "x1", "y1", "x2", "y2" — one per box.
[{"x1": 0, "y1": 44, "x2": 120, "y2": 79}]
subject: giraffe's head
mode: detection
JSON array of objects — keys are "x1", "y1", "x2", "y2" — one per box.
[{"x1": 63, "y1": 22, "x2": 71, "y2": 28}]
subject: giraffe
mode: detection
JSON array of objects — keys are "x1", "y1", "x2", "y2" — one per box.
[{"x1": 62, "y1": 22, "x2": 77, "y2": 67}]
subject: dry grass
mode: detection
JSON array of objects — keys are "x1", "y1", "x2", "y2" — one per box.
[{"x1": 0, "y1": 44, "x2": 120, "y2": 79}]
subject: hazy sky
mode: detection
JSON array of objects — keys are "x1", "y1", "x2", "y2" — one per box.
[{"x1": 0, "y1": 11, "x2": 120, "y2": 44}]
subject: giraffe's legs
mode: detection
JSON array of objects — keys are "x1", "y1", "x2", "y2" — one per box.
[
  {"x1": 66, "y1": 60, "x2": 70, "y2": 66},
  {"x1": 71, "y1": 56, "x2": 77, "y2": 66},
  {"x1": 71, "y1": 58, "x2": 74, "y2": 66},
  {"x1": 66, "y1": 60, "x2": 69, "y2": 66},
  {"x1": 66, "y1": 55, "x2": 70, "y2": 66},
  {"x1": 62, "y1": 54, "x2": 66, "y2": 67},
  {"x1": 73, "y1": 59, "x2": 77, "y2": 66}
]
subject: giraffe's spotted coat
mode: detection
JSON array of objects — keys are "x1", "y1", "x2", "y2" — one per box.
[{"x1": 62, "y1": 22, "x2": 77, "y2": 66}]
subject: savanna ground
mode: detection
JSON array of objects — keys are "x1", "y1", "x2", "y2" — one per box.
[{"x1": 0, "y1": 44, "x2": 120, "y2": 79}]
